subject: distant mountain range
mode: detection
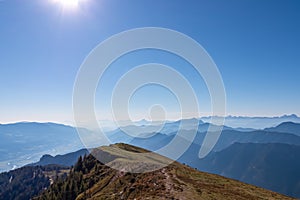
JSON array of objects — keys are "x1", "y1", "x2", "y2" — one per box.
[
  {"x1": 4, "y1": 118, "x2": 255, "y2": 165},
  {"x1": 98, "y1": 114, "x2": 300, "y2": 130},
  {"x1": 200, "y1": 114, "x2": 300, "y2": 129},
  {"x1": 0, "y1": 117, "x2": 299, "y2": 172},
  {"x1": 1, "y1": 118, "x2": 300, "y2": 198},
  {"x1": 108, "y1": 121, "x2": 300, "y2": 153}
]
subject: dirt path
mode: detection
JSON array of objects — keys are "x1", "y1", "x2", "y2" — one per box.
[{"x1": 162, "y1": 168, "x2": 173, "y2": 193}]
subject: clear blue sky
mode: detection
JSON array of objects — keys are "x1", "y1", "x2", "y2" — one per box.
[{"x1": 0, "y1": 0, "x2": 299, "y2": 124}]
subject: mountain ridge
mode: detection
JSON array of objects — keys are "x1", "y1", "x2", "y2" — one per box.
[
  {"x1": 28, "y1": 148, "x2": 89, "y2": 167},
  {"x1": 35, "y1": 143, "x2": 294, "y2": 200},
  {"x1": 265, "y1": 122, "x2": 300, "y2": 136}
]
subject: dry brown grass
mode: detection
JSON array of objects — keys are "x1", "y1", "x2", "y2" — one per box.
[{"x1": 75, "y1": 143, "x2": 295, "y2": 200}]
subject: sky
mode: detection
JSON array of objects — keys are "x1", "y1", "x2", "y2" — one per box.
[{"x1": 0, "y1": 0, "x2": 299, "y2": 124}]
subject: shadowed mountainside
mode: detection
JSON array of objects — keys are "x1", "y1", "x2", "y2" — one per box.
[
  {"x1": 198, "y1": 143, "x2": 300, "y2": 198},
  {"x1": 28, "y1": 149, "x2": 89, "y2": 167},
  {"x1": 265, "y1": 122, "x2": 300, "y2": 136},
  {"x1": 0, "y1": 165, "x2": 69, "y2": 200}
]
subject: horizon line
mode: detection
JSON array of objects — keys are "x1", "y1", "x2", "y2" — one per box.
[{"x1": 0, "y1": 113, "x2": 298, "y2": 126}]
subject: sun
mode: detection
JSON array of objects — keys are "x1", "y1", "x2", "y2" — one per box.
[{"x1": 53, "y1": 0, "x2": 80, "y2": 8}]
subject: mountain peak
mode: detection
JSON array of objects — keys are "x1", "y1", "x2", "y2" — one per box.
[
  {"x1": 36, "y1": 143, "x2": 293, "y2": 200},
  {"x1": 281, "y1": 114, "x2": 298, "y2": 118}
]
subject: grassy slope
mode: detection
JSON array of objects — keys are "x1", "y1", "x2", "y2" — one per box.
[{"x1": 72, "y1": 143, "x2": 294, "y2": 200}]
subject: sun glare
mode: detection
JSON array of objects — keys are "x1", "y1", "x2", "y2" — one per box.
[{"x1": 53, "y1": 0, "x2": 80, "y2": 9}]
